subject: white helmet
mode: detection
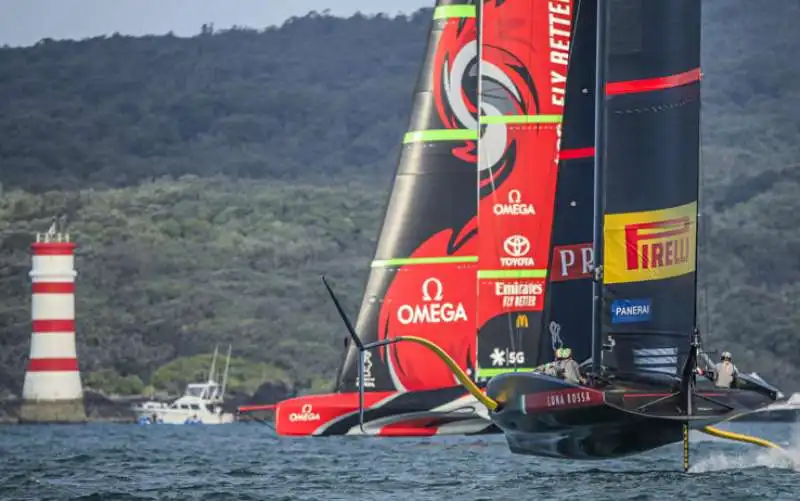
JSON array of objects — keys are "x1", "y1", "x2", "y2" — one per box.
[{"x1": 721, "y1": 351, "x2": 732, "y2": 361}]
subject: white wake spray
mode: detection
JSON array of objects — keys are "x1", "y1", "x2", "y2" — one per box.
[{"x1": 689, "y1": 423, "x2": 800, "y2": 473}]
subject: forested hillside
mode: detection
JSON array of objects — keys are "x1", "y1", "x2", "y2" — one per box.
[{"x1": 0, "y1": 1, "x2": 798, "y2": 397}]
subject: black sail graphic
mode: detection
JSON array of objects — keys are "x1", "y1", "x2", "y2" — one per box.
[
  {"x1": 599, "y1": 0, "x2": 701, "y2": 376},
  {"x1": 539, "y1": 0, "x2": 596, "y2": 367},
  {"x1": 335, "y1": 1, "x2": 480, "y2": 393}
]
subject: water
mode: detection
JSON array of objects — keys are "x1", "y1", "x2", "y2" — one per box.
[{"x1": 0, "y1": 422, "x2": 797, "y2": 500}]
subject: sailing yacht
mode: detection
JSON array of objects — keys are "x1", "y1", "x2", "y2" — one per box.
[
  {"x1": 322, "y1": 0, "x2": 790, "y2": 468},
  {"x1": 133, "y1": 345, "x2": 235, "y2": 425},
  {"x1": 482, "y1": 0, "x2": 783, "y2": 459},
  {"x1": 256, "y1": 0, "x2": 575, "y2": 437},
  {"x1": 266, "y1": 0, "x2": 490, "y2": 437},
  {"x1": 314, "y1": 1, "x2": 789, "y2": 466}
]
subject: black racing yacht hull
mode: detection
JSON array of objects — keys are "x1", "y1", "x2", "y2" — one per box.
[
  {"x1": 485, "y1": 371, "x2": 778, "y2": 459},
  {"x1": 729, "y1": 392, "x2": 800, "y2": 423},
  {"x1": 731, "y1": 407, "x2": 799, "y2": 423}
]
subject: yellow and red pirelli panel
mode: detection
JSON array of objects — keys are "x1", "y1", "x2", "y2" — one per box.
[{"x1": 604, "y1": 202, "x2": 697, "y2": 285}]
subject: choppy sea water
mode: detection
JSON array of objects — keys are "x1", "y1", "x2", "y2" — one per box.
[{"x1": 0, "y1": 422, "x2": 797, "y2": 500}]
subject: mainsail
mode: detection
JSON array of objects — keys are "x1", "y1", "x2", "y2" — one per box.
[
  {"x1": 540, "y1": 0, "x2": 596, "y2": 367},
  {"x1": 597, "y1": 0, "x2": 701, "y2": 375},
  {"x1": 476, "y1": 0, "x2": 575, "y2": 379},
  {"x1": 336, "y1": 0, "x2": 480, "y2": 393}
]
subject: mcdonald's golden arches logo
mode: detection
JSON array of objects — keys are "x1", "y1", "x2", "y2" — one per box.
[{"x1": 515, "y1": 314, "x2": 529, "y2": 329}]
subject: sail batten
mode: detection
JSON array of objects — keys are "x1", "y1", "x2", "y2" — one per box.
[
  {"x1": 371, "y1": 256, "x2": 478, "y2": 267},
  {"x1": 479, "y1": 115, "x2": 563, "y2": 125},
  {"x1": 558, "y1": 147, "x2": 595, "y2": 161},
  {"x1": 434, "y1": 4, "x2": 477, "y2": 19},
  {"x1": 478, "y1": 270, "x2": 548, "y2": 279},
  {"x1": 606, "y1": 67, "x2": 701, "y2": 95},
  {"x1": 403, "y1": 129, "x2": 479, "y2": 143}
]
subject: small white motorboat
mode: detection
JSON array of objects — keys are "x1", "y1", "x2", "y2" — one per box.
[{"x1": 133, "y1": 345, "x2": 235, "y2": 425}]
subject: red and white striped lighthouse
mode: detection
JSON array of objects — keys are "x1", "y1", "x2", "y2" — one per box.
[{"x1": 20, "y1": 224, "x2": 86, "y2": 423}]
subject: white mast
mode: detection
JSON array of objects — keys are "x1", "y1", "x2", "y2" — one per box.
[
  {"x1": 208, "y1": 345, "x2": 219, "y2": 383},
  {"x1": 220, "y1": 344, "x2": 232, "y2": 399}
]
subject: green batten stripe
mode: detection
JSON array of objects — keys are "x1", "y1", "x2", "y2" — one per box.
[
  {"x1": 433, "y1": 5, "x2": 477, "y2": 19},
  {"x1": 371, "y1": 256, "x2": 478, "y2": 268},
  {"x1": 477, "y1": 269, "x2": 548, "y2": 279},
  {"x1": 403, "y1": 129, "x2": 478, "y2": 144},
  {"x1": 478, "y1": 367, "x2": 535, "y2": 378},
  {"x1": 479, "y1": 115, "x2": 563, "y2": 125}
]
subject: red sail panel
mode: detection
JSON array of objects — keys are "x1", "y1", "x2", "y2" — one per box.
[
  {"x1": 476, "y1": 0, "x2": 575, "y2": 377},
  {"x1": 378, "y1": 225, "x2": 478, "y2": 392}
]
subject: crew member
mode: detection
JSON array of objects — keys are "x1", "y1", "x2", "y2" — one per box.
[
  {"x1": 542, "y1": 348, "x2": 564, "y2": 377},
  {"x1": 713, "y1": 351, "x2": 737, "y2": 388},
  {"x1": 557, "y1": 347, "x2": 585, "y2": 385}
]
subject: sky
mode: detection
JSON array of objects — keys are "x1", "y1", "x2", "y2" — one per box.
[{"x1": 0, "y1": 0, "x2": 432, "y2": 47}]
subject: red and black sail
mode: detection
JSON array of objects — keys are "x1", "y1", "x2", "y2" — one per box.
[
  {"x1": 476, "y1": 0, "x2": 575, "y2": 379},
  {"x1": 598, "y1": 0, "x2": 701, "y2": 376},
  {"x1": 336, "y1": 1, "x2": 480, "y2": 393}
]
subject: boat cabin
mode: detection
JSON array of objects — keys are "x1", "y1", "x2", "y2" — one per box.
[{"x1": 183, "y1": 381, "x2": 222, "y2": 401}]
